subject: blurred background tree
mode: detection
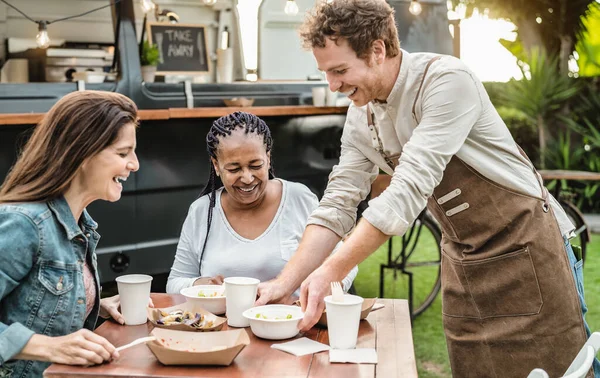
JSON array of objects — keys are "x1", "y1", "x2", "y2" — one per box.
[
  {"x1": 576, "y1": 5, "x2": 600, "y2": 77},
  {"x1": 450, "y1": 0, "x2": 600, "y2": 75}
]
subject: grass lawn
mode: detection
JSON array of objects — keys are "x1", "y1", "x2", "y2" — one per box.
[{"x1": 353, "y1": 232, "x2": 600, "y2": 378}]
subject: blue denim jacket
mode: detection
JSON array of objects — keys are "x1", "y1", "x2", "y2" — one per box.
[{"x1": 0, "y1": 196, "x2": 101, "y2": 378}]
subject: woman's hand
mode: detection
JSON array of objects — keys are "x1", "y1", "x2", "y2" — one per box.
[
  {"x1": 255, "y1": 279, "x2": 295, "y2": 306},
  {"x1": 99, "y1": 295, "x2": 155, "y2": 324},
  {"x1": 17, "y1": 330, "x2": 118, "y2": 365},
  {"x1": 193, "y1": 275, "x2": 224, "y2": 285}
]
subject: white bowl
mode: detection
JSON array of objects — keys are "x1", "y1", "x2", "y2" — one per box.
[
  {"x1": 242, "y1": 305, "x2": 304, "y2": 340},
  {"x1": 180, "y1": 285, "x2": 226, "y2": 315},
  {"x1": 72, "y1": 71, "x2": 106, "y2": 83}
]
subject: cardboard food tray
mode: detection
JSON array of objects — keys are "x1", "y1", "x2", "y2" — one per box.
[
  {"x1": 148, "y1": 327, "x2": 250, "y2": 366},
  {"x1": 295, "y1": 298, "x2": 379, "y2": 327},
  {"x1": 147, "y1": 301, "x2": 226, "y2": 332}
]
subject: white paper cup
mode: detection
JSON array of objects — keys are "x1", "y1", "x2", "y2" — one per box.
[
  {"x1": 325, "y1": 87, "x2": 338, "y2": 106},
  {"x1": 324, "y1": 294, "x2": 364, "y2": 349},
  {"x1": 312, "y1": 87, "x2": 326, "y2": 107},
  {"x1": 115, "y1": 274, "x2": 153, "y2": 325},
  {"x1": 224, "y1": 277, "x2": 260, "y2": 327},
  {"x1": 216, "y1": 48, "x2": 233, "y2": 83}
]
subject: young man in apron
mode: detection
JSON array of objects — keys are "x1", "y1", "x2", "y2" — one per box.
[{"x1": 255, "y1": 0, "x2": 597, "y2": 376}]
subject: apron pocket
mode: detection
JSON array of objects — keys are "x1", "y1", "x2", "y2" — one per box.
[
  {"x1": 441, "y1": 253, "x2": 481, "y2": 318},
  {"x1": 462, "y1": 247, "x2": 543, "y2": 319}
]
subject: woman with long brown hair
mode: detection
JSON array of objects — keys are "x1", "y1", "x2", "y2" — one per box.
[{"x1": 0, "y1": 90, "x2": 140, "y2": 377}]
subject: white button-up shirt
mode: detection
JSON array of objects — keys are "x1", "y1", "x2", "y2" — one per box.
[{"x1": 308, "y1": 50, "x2": 573, "y2": 238}]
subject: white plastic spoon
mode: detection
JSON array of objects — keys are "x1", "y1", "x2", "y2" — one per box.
[{"x1": 115, "y1": 336, "x2": 157, "y2": 352}]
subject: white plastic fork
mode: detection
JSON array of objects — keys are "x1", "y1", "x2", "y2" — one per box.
[
  {"x1": 115, "y1": 336, "x2": 157, "y2": 352},
  {"x1": 330, "y1": 281, "x2": 344, "y2": 303}
]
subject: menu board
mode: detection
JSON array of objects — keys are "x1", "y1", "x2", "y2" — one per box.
[{"x1": 147, "y1": 22, "x2": 210, "y2": 75}]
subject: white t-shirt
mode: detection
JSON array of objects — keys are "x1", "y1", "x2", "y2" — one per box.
[{"x1": 167, "y1": 179, "x2": 358, "y2": 294}]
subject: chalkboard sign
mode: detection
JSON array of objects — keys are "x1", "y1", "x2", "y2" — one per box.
[{"x1": 147, "y1": 22, "x2": 210, "y2": 75}]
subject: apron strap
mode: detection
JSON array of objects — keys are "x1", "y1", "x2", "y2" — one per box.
[
  {"x1": 366, "y1": 55, "x2": 444, "y2": 172},
  {"x1": 412, "y1": 56, "x2": 442, "y2": 118},
  {"x1": 515, "y1": 145, "x2": 550, "y2": 212}
]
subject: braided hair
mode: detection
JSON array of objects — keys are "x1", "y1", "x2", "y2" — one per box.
[{"x1": 197, "y1": 111, "x2": 275, "y2": 273}]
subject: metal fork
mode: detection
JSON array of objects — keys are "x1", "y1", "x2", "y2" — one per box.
[{"x1": 330, "y1": 281, "x2": 344, "y2": 303}]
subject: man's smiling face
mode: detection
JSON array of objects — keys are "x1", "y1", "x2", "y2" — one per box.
[{"x1": 313, "y1": 37, "x2": 386, "y2": 107}]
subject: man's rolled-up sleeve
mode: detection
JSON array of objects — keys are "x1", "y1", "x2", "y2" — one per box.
[
  {"x1": 307, "y1": 124, "x2": 378, "y2": 237},
  {"x1": 363, "y1": 69, "x2": 483, "y2": 236}
]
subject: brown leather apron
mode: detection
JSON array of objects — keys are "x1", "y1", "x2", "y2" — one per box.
[{"x1": 367, "y1": 57, "x2": 590, "y2": 377}]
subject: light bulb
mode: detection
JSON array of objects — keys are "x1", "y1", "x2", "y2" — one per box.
[
  {"x1": 284, "y1": 0, "x2": 299, "y2": 15},
  {"x1": 36, "y1": 22, "x2": 50, "y2": 49},
  {"x1": 203, "y1": 0, "x2": 217, "y2": 5},
  {"x1": 141, "y1": 0, "x2": 156, "y2": 13},
  {"x1": 409, "y1": 0, "x2": 422, "y2": 15}
]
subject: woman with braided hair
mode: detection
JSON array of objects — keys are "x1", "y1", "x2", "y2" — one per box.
[{"x1": 166, "y1": 111, "x2": 357, "y2": 297}]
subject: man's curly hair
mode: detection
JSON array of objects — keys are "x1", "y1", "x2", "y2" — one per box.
[{"x1": 299, "y1": 0, "x2": 400, "y2": 60}]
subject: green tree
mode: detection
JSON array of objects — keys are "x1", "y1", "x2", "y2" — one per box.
[
  {"x1": 499, "y1": 48, "x2": 580, "y2": 168},
  {"x1": 450, "y1": 0, "x2": 600, "y2": 75},
  {"x1": 576, "y1": 4, "x2": 600, "y2": 77}
]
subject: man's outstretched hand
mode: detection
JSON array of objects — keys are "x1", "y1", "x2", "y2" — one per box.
[{"x1": 297, "y1": 265, "x2": 336, "y2": 331}]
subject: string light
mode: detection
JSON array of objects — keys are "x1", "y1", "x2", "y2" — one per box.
[
  {"x1": 141, "y1": 0, "x2": 156, "y2": 13},
  {"x1": 36, "y1": 21, "x2": 50, "y2": 48},
  {"x1": 409, "y1": 0, "x2": 422, "y2": 15},
  {"x1": 284, "y1": 0, "x2": 299, "y2": 15},
  {"x1": 0, "y1": 0, "x2": 121, "y2": 49}
]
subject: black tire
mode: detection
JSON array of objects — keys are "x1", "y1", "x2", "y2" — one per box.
[{"x1": 560, "y1": 200, "x2": 590, "y2": 264}]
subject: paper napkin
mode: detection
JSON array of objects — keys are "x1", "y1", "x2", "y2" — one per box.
[
  {"x1": 371, "y1": 303, "x2": 385, "y2": 311},
  {"x1": 329, "y1": 348, "x2": 378, "y2": 364},
  {"x1": 271, "y1": 337, "x2": 331, "y2": 356}
]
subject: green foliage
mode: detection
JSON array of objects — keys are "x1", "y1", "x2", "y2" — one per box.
[
  {"x1": 482, "y1": 82, "x2": 505, "y2": 107},
  {"x1": 544, "y1": 129, "x2": 600, "y2": 212},
  {"x1": 499, "y1": 48, "x2": 580, "y2": 167},
  {"x1": 563, "y1": 82, "x2": 600, "y2": 148},
  {"x1": 499, "y1": 38, "x2": 527, "y2": 66},
  {"x1": 449, "y1": 0, "x2": 600, "y2": 64},
  {"x1": 496, "y1": 106, "x2": 538, "y2": 157},
  {"x1": 500, "y1": 49, "x2": 580, "y2": 121},
  {"x1": 576, "y1": 3, "x2": 600, "y2": 77},
  {"x1": 567, "y1": 117, "x2": 600, "y2": 148},
  {"x1": 546, "y1": 131, "x2": 584, "y2": 171},
  {"x1": 141, "y1": 40, "x2": 160, "y2": 66}
]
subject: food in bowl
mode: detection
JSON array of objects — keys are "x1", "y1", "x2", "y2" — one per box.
[
  {"x1": 197, "y1": 290, "x2": 223, "y2": 298},
  {"x1": 180, "y1": 285, "x2": 226, "y2": 315},
  {"x1": 157, "y1": 309, "x2": 215, "y2": 328},
  {"x1": 243, "y1": 305, "x2": 304, "y2": 340},
  {"x1": 255, "y1": 313, "x2": 293, "y2": 320}
]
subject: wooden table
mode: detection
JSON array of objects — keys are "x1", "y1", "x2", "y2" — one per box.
[
  {"x1": 44, "y1": 294, "x2": 417, "y2": 378},
  {"x1": 0, "y1": 106, "x2": 349, "y2": 126},
  {"x1": 539, "y1": 170, "x2": 600, "y2": 181}
]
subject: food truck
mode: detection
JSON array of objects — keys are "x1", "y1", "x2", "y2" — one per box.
[{"x1": 0, "y1": 0, "x2": 453, "y2": 291}]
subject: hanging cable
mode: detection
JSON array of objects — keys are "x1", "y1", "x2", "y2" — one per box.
[{"x1": 0, "y1": 0, "x2": 122, "y2": 48}]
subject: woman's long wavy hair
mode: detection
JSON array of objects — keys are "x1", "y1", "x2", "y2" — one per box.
[
  {"x1": 197, "y1": 112, "x2": 275, "y2": 271},
  {"x1": 0, "y1": 90, "x2": 138, "y2": 204}
]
